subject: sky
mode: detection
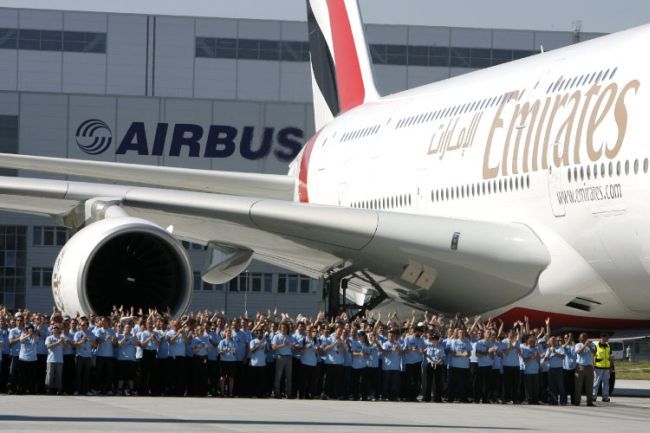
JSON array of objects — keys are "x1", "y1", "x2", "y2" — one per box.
[{"x1": 1, "y1": 0, "x2": 650, "y2": 33}]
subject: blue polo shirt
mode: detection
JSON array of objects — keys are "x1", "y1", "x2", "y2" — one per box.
[
  {"x1": 8, "y1": 327, "x2": 22, "y2": 357},
  {"x1": 45, "y1": 335, "x2": 64, "y2": 363},
  {"x1": 546, "y1": 346, "x2": 565, "y2": 368},
  {"x1": 449, "y1": 339, "x2": 472, "y2": 368},
  {"x1": 271, "y1": 333, "x2": 293, "y2": 357},
  {"x1": 36, "y1": 326, "x2": 49, "y2": 355},
  {"x1": 491, "y1": 342, "x2": 503, "y2": 370},
  {"x1": 249, "y1": 338, "x2": 266, "y2": 367},
  {"x1": 94, "y1": 327, "x2": 116, "y2": 358},
  {"x1": 501, "y1": 339, "x2": 520, "y2": 367},
  {"x1": 475, "y1": 340, "x2": 492, "y2": 367},
  {"x1": 166, "y1": 330, "x2": 185, "y2": 358},
  {"x1": 520, "y1": 345, "x2": 540, "y2": 374},
  {"x1": 366, "y1": 343, "x2": 380, "y2": 368},
  {"x1": 575, "y1": 342, "x2": 595, "y2": 366},
  {"x1": 350, "y1": 339, "x2": 366, "y2": 369},
  {"x1": 425, "y1": 341, "x2": 445, "y2": 364},
  {"x1": 218, "y1": 339, "x2": 237, "y2": 362},
  {"x1": 191, "y1": 334, "x2": 209, "y2": 357},
  {"x1": 300, "y1": 337, "x2": 318, "y2": 367},
  {"x1": 117, "y1": 333, "x2": 137, "y2": 361},
  {"x1": 0, "y1": 328, "x2": 8, "y2": 355},
  {"x1": 155, "y1": 329, "x2": 169, "y2": 359},
  {"x1": 292, "y1": 331, "x2": 306, "y2": 359},
  {"x1": 137, "y1": 330, "x2": 158, "y2": 351},
  {"x1": 207, "y1": 331, "x2": 220, "y2": 361},
  {"x1": 563, "y1": 345, "x2": 577, "y2": 370},
  {"x1": 232, "y1": 330, "x2": 249, "y2": 361},
  {"x1": 19, "y1": 335, "x2": 37, "y2": 361},
  {"x1": 74, "y1": 330, "x2": 95, "y2": 358},
  {"x1": 381, "y1": 341, "x2": 401, "y2": 371},
  {"x1": 402, "y1": 335, "x2": 424, "y2": 365}
]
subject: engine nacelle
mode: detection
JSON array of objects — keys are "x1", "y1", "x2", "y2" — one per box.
[{"x1": 52, "y1": 217, "x2": 193, "y2": 318}]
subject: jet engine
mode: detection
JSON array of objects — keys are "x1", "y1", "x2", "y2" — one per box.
[{"x1": 51, "y1": 217, "x2": 193, "y2": 318}]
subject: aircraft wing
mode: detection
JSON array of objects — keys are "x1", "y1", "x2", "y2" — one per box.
[
  {"x1": 0, "y1": 171, "x2": 550, "y2": 314},
  {"x1": 0, "y1": 153, "x2": 295, "y2": 200}
]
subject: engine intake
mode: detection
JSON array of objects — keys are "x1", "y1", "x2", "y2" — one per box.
[{"x1": 52, "y1": 217, "x2": 192, "y2": 318}]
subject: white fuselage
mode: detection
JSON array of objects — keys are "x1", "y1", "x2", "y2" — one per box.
[{"x1": 295, "y1": 24, "x2": 650, "y2": 325}]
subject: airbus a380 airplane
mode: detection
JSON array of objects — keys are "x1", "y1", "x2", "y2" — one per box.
[{"x1": 1, "y1": 0, "x2": 650, "y2": 330}]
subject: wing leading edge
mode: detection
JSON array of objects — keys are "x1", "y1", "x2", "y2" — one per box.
[{"x1": 0, "y1": 153, "x2": 295, "y2": 200}]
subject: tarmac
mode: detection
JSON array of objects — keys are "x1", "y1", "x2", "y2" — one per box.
[{"x1": 0, "y1": 389, "x2": 649, "y2": 433}]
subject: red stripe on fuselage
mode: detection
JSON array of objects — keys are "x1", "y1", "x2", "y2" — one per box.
[
  {"x1": 496, "y1": 307, "x2": 650, "y2": 330},
  {"x1": 326, "y1": 0, "x2": 365, "y2": 112},
  {"x1": 298, "y1": 132, "x2": 319, "y2": 203}
]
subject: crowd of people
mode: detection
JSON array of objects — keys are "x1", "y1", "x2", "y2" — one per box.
[{"x1": 0, "y1": 305, "x2": 614, "y2": 406}]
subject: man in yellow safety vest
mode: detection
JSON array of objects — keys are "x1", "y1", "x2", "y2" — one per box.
[{"x1": 592, "y1": 334, "x2": 613, "y2": 403}]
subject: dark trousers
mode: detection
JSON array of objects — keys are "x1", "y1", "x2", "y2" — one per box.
[
  {"x1": 139, "y1": 350, "x2": 156, "y2": 395},
  {"x1": 324, "y1": 364, "x2": 343, "y2": 398},
  {"x1": 488, "y1": 369, "x2": 502, "y2": 401},
  {"x1": 548, "y1": 367, "x2": 565, "y2": 404},
  {"x1": 250, "y1": 366, "x2": 267, "y2": 397},
  {"x1": 423, "y1": 364, "x2": 443, "y2": 402},
  {"x1": 474, "y1": 366, "x2": 491, "y2": 402},
  {"x1": 36, "y1": 354, "x2": 47, "y2": 393},
  {"x1": 266, "y1": 361, "x2": 275, "y2": 395},
  {"x1": 563, "y1": 369, "x2": 575, "y2": 404},
  {"x1": 502, "y1": 366, "x2": 520, "y2": 402},
  {"x1": 404, "y1": 363, "x2": 422, "y2": 401},
  {"x1": 350, "y1": 367, "x2": 365, "y2": 399},
  {"x1": 524, "y1": 373, "x2": 540, "y2": 404},
  {"x1": 382, "y1": 370, "x2": 401, "y2": 400},
  {"x1": 7, "y1": 355, "x2": 19, "y2": 392},
  {"x1": 1, "y1": 354, "x2": 10, "y2": 392},
  {"x1": 342, "y1": 366, "x2": 352, "y2": 398},
  {"x1": 191, "y1": 356, "x2": 208, "y2": 396},
  {"x1": 365, "y1": 367, "x2": 381, "y2": 399},
  {"x1": 152, "y1": 358, "x2": 168, "y2": 396},
  {"x1": 232, "y1": 361, "x2": 244, "y2": 396},
  {"x1": 171, "y1": 356, "x2": 186, "y2": 396},
  {"x1": 75, "y1": 356, "x2": 92, "y2": 394},
  {"x1": 448, "y1": 367, "x2": 469, "y2": 402},
  {"x1": 18, "y1": 360, "x2": 37, "y2": 393},
  {"x1": 291, "y1": 358, "x2": 301, "y2": 397},
  {"x1": 95, "y1": 356, "x2": 114, "y2": 394},
  {"x1": 63, "y1": 354, "x2": 75, "y2": 394},
  {"x1": 300, "y1": 364, "x2": 319, "y2": 398},
  {"x1": 207, "y1": 360, "x2": 219, "y2": 395}
]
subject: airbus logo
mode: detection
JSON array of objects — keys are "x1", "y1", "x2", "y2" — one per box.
[
  {"x1": 75, "y1": 119, "x2": 113, "y2": 155},
  {"x1": 75, "y1": 119, "x2": 305, "y2": 162}
]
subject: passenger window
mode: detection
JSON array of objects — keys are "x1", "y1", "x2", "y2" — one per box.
[
  {"x1": 616, "y1": 161, "x2": 621, "y2": 176},
  {"x1": 608, "y1": 162, "x2": 613, "y2": 177},
  {"x1": 645, "y1": 158, "x2": 649, "y2": 174},
  {"x1": 625, "y1": 160, "x2": 629, "y2": 175},
  {"x1": 601, "y1": 163, "x2": 606, "y2": 177},
  {"x1": 586, "y1": 165, "x2": 591, "y2": 180},
  {"x1": 634, "y1": 159, "x2": 639, "y2": 174},
  {"x1": 568, "y1": 169, "x2": 572, "y2": 182},
  {"x1": 580, "y1": 166, "x2": 584, "y2": 181},
  {"x1": 593, "y1": 164, "x2": 598, "y2": 179}
]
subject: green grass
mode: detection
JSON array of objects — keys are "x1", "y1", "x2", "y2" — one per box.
[{"x1": 616, "y1": 360, "x2": 650, "y2": 380}]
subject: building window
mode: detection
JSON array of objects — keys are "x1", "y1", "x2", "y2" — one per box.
[
  {"x1": 193, "y1": 272, "x2": 202, "y2": 291},
  {"x1": 0, "y1": 225, "x2": 27, "y2": 309},
  {"x1": 33, "y1": 226, "x2": 68, "y2": 246},
  {"x1": 277, "y1": 273, "x2": 314, "y2": 294},
  {"x1": 0, "y1": 28, "x2": 105, "y2": 53},
  {"x1": 32, "y1": 267, "x2": 53, "y2": 287},
  {"x1": 182, "y1": 241, "x2": 204, "y2": 251},
  {"x1": 0, "y1": 115, "x2": 18, "y2": 177}
]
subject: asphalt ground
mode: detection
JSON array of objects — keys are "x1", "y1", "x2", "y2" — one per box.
[{"x1": 0, "y1": 394, "x2": 648, "y2": 433}]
